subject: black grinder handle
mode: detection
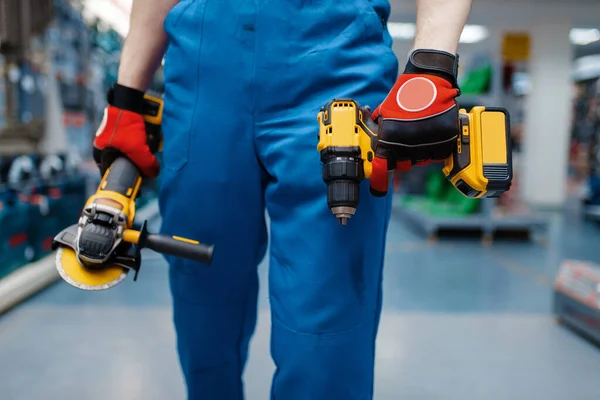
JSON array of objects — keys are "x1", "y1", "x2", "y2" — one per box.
[
  {"x1": 143, "y1": 234, "x2": 214, "y2": 265},
  {"x1": 105, "y1": 158, "x2": 215, "y2": 266}
]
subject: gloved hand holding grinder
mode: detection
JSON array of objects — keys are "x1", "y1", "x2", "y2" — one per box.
[
  {"x1": 94, "y1": 84, "x2": 159, "y2": 178},
  {"x1": 94, "y1": 50, "x2": 460, "y2": 196}
]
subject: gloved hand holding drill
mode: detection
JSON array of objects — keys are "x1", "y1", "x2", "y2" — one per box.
[
  {"x1": 93, "y1": 83, "x2": 160, "y2": 178},
  {"x1": 370, "y1": 49, "x2": 461, "y2": 196}
]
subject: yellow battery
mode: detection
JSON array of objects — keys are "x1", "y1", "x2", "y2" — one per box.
[{"x1": 442, "y1": 107, "x2": 513, "y2": 198}]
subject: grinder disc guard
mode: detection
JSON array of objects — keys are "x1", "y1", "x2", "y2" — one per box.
[
  {"x1": 55, "y1": 247, "x2": 128, "y2": 291},
  {"x1": 53, "y1": 225, "x2": 129, "y2": 291}
]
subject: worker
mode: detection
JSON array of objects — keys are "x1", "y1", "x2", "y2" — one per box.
[{"x1": 93, "y1": 0, "x2": 472, "y2": 398}]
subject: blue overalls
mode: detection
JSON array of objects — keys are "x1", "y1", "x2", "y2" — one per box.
[{"x1": 158, "y1": 1, "x2": 398, "y2": 398}]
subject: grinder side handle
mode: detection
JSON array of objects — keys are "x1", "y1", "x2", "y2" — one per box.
[
  {"x1": 124, "y1": 226, "x2": 214, "y2": 265},
  {"x1": 144, "y1": 234, "x2": 214, "y2": 265}
]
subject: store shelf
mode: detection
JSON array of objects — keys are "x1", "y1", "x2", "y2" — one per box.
[
  {"x1": 0, "y1": 198, "x2": 159, "y2": 315},
  {"x1": 394, "y1": 198, "x2": 549, "y2": 241}
]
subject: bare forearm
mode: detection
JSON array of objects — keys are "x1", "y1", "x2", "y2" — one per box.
[
  {"x1": 118, "y1": 0, "x2": 179, "y2": 91},
  {"x1": 413, "y1": 0, "x2": 472, "y2": 54}
]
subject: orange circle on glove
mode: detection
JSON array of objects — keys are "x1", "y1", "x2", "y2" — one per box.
[{"x1": 395, "y1": 77, "x2": 437, "y2": 113}]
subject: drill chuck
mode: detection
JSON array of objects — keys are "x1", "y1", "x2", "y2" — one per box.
[{"x1": 320, "y1": 147, "x2": 364, "y2": 225}]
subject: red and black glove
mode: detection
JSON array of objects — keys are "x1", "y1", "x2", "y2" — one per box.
[
  {"x1": 370, "y1": 49, "x2": 461, "y2": 196},
  {"x1": 93, "y1": 84, "x2": 159, "y2": 178}
]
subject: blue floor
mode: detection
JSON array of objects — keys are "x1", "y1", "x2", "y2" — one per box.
[{"x1": 2, "y1": 202, "x2": 600, "y2": 399}]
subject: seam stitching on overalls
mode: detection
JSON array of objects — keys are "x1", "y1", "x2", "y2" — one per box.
[
  {"x1": 251, "y1": 2, "x2": 271, "y2": 182},
  {"x1": 271, "y1": 310, "x2": 367, "y2": 338},
  {"x1": 236, "y1": 5, "x2": 261, "y2": 397},
  {"x1": 184, "y1": 0, "x2": 208, "y2": 170}
]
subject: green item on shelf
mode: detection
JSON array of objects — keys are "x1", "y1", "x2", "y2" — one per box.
[
  {"x1": 397, "y1": 193, "x2": 480, "y2": 218},
  {"x1": 443, "y1": 186, "x2": 481, "y2": 215},
  {"x1": 460, "y1": 63, "x2": 492, "y2": 95},
  {"x1": 397, "y1": 169, "x2": 481, "y2": 218},
  {"x1": 424, "y1": 169, "x2": 450, "y2": 200}
]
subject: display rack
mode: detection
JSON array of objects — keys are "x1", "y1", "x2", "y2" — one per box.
[
  {"x1": 571, "y1": 57, "x2": 600, "y2": 219},
  {"x1": 394, "y1": 197, "x2": 550, "y2": 244},
  {"x1": 553, "y1": 259, "x2": 600, "y2": 344}
]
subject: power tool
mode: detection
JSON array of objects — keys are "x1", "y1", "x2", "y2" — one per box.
[
  {"x1": 52, "y1": 94, "x2": 214, "y2": 291},
  {"x1": 317, "y1": 99, "x2": 512, "y2": 225}
]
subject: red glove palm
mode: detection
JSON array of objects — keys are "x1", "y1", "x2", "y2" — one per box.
[
  {"x1": 370, "y1": 50, "x2": 461, "y2": 196},
  {"x1": 93, "y1": 84, "x2": 159, "y2": 178}
]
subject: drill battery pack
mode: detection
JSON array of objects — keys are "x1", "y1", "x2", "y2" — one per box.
[{"x1": 442, "y1": 107, "x2": 513, "y2": 198}]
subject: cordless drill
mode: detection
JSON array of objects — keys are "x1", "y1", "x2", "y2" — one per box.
[{"x1": 317, "y1": 99, "x2": 512, "y2": 225}]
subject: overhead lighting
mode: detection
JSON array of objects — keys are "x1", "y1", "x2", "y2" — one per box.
[
  {"x1": 387, "y1": 23, "x2": 416, "y2": 41},
  {"x1": 81, "y1": 0, "x2": 131, "y2": 37},
  {"x1": 570, "y1": 28, "x2": 600, "y2": 46},
  {"x1": 387, "y1": 23, "x2": 489, "y2": 44},
  {"x1": 460, "y1": 25, "x2": 489, "y2": 44}
]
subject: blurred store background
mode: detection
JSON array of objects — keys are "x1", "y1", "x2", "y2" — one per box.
[{"x1": 1, "y1": 0, "x2": 600, "y2": 399}]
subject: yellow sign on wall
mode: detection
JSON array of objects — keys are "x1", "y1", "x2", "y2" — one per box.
[{"x1": 502, "y1": 33, "x2": 531, "y2": 62}]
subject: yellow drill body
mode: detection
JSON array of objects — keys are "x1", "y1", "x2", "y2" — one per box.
[{"x1": 317, "y1": 100, "x2": 379, "y2": 224}]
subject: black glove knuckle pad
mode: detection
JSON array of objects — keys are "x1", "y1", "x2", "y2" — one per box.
[{"x1": 380, "y1": 107, "x2": 458, "y2": 163}]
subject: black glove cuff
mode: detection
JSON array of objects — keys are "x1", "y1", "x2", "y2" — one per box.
[
  {"x1": 404, "y1": 49, "x2": 460, "y2": 88},
  {"x1": 107, "y1": 83, "x2": 145, "y2": 114}
]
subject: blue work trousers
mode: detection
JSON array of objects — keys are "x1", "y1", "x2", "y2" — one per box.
[{"x1": 158, "y1": 0, "x2": 398, "y2": 398}]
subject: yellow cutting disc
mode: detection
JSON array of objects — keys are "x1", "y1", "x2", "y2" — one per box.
[{"x1": 55, "y1": 247, "x2": 128, "y2": 291}]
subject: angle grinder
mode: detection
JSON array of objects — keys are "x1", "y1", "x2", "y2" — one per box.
[{"x1": 52, "y1": 94, "x2": 214, "y2": 290}]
